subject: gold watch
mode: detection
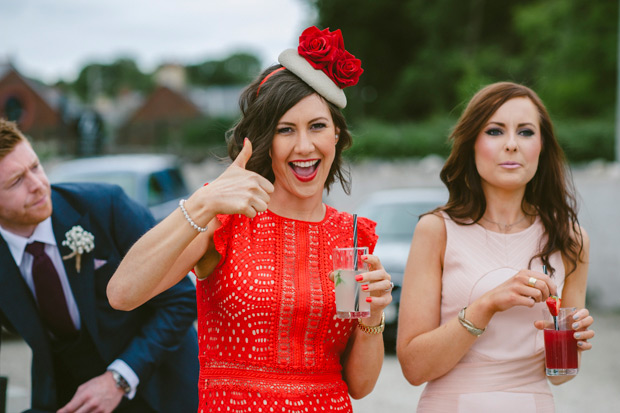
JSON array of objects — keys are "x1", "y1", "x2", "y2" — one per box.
[{"x1": 357, "y1": 312, "x2": 385, "y2": 334}]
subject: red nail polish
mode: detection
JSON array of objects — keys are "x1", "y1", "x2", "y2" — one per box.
[
  {"x1": 361, "y1": 284, "x2": 369, "y2": 291},
  {"x1": 361, "y1": 255, "x2": 368, "y2": 260},
  {"x1": 355, "y1": 275, "x2": 363, "y2": 281},
  {"x1": 365, "y1": 297, "x2": 372, "y2": 303}
]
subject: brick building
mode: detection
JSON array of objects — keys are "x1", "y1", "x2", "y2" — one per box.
[{"x1": 0, "y1": 62, "x2": 76, "y2": 151}]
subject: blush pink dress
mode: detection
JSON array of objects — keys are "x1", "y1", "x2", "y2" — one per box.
[{"x1": 417, "y1": 212, "x2": 565, "y2": 413}]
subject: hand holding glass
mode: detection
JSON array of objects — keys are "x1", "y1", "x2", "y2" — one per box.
[
  {"x1": 542, "y1": 307, "x2": 579, "y2": 376},
  {"x1": 333, "y1": 247, "x2": 370, "y2": 319}
]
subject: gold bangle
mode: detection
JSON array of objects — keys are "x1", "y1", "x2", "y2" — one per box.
[{"x1": 357, "y1": 312, "x2": 385, "y2": 335}]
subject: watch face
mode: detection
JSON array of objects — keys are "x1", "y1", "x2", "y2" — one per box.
[{"x1": 112, "y1": 371, "x2": 131, "y2": 394}]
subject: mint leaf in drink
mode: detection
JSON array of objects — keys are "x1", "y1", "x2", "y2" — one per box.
[{"x1": 335, "y1": 270, "x2": 343, "y2": 286}]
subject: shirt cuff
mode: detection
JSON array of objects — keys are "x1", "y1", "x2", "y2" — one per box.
[{"x1": 107, "y1": 359, "x2": 139, "y2": 399}]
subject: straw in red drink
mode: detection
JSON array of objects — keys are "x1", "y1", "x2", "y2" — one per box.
[
  {"x1": 543, "y1": 265, "x2": 560, "y2": 330},
  {"x1": 353, "y1": 214, "x2": 359, "y2": 311}
]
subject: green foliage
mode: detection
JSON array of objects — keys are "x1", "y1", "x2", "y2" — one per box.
[
  {"x1": 186, "y1": 53, "x2": 261, "y2": 86},
  {"x1": 180, "y1": 116, "x2": 235, "y2": 148},
  {"x1": 555, "y1": 118, "x2": 615, "y2": 163},
  {"x1": 346, "y1": 117, "x2": 614, "y2": 163},
  {"x1": 309, "y1": 0, "x2": 618, "y2": 122},
  {"x1": 346, "y1": 117, "x2": 455, "y2": 160},
  {"x1": 513, "y1": 0, "x2": 618, "y2": 118},
  {"x1": 63, "y1": 53, "x2": 262, "y2": 103},
  {"x1": 72, "y1": 58, "x2": 154, "y2": 102}
]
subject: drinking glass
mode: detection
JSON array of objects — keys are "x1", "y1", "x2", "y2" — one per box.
[
  {"x1": 333, "y1": 247, "x2": 370, "y2": 319},
  {"x1": 542, "y1": 307, "x2": 579, "y2": 376}
]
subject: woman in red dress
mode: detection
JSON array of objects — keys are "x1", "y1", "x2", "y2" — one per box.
[{"x1": 108, "y1": 26, "x2": 393, "y2": 412}]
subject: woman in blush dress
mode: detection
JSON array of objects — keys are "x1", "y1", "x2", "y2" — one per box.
[
  {"x1": 397, "y1": 82, "x2": 595, "y2": 412},
  {"x1": 108, "y1": 26, "x2": 393, "y2": 412}
]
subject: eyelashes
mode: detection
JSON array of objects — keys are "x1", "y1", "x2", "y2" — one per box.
[
  {"x1": 485, "y1": 128, "x2": 502, "y2": 136},
  {"x1": 484, "y1": 128, "x2": 535, "y2": 137},
  {"x1": 276, "y1": 123, "x2": 328, "y2": 135}
]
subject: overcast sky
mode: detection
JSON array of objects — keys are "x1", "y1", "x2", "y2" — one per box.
[{"x1": 0, "y1": 0, "x2": 314, "y2": 83}]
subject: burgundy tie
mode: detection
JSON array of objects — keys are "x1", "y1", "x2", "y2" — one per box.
[{"x1": 25, "y1": 241, "x2": 77, "y2": 339}]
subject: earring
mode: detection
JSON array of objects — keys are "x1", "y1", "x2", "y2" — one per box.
[{"x1": 335, "y1": 134, "x2": 339, "y2": 140}]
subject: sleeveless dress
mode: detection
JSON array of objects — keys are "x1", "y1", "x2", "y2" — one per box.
[
  {"x1": 196, "y1": 206, "x2": 377, "y2": 412},
  {"x1": 417, "y1": 213, "x2": 565, "y2": 413}
]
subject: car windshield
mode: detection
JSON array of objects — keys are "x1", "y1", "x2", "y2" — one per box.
[
  {"x1": 147, "y1": 168, "x2": 188, "y2": 206},
  {"x1": 358, "y1": 202, "x2": 438, "y2": 241},
  {"x1": 51, "y1": 171, "x2": 138, "y2": 199}
]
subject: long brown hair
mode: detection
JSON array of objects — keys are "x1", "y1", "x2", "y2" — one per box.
[
  {"x1": 439, "y1": 82, "x2": 583, "y2": 276},
  {"x1": 226, "y1": 65, "x2": 352, "y2": 194}
]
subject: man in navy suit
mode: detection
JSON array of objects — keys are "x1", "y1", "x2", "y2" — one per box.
[{"x1": 0, "y1": 118, "x2": 199, "y2": 412}]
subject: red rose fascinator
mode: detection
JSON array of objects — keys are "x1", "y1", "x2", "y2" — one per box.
[{"x1": 275, "y1": 26, "x2": 363, "y2": 109}]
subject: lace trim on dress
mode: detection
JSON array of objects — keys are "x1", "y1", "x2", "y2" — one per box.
[
  {"x1": 303, "y1": 222, "x2": 324, "y2": 368},
  {"x1": 200, "y1": 379, "x2": 352, "y2": 413},
  {"x1": 277, "y1": 219, "x2": 296, "y2": 366}
]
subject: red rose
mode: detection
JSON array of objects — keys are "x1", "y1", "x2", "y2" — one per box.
[
  {"x1": 298, "y1": 26, "x2": 344, "y2": 70},
  {"x1": 326, "y1": 50, "x2": 364, "y2": 88}
]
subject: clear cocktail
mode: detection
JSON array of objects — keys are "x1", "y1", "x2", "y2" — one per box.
[{"x1": 333, "y1": 247, "x2": 370, "y2": 319}]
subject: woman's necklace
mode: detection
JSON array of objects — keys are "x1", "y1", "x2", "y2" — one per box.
[{"x1": 481, "y1": 214, "x2": 528, "y2": 232}]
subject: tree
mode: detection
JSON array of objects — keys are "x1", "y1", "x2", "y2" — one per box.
[
  {"x1": 513, "y1": 0, "x2": 618, "y2": 117},
  {"x1": 307, "y1": 0, "x2": 617, "y2": 121},
  {"x1": 186, "y1": 53, "x2": 261, "y2": 86},
  {"x1": 72, "y1": 58, "x2": 154, "y2": 102}
]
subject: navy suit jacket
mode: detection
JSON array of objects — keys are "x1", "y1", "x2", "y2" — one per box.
[{"x1": 0, "y1": 183, "x2": 198, "y2": 412}]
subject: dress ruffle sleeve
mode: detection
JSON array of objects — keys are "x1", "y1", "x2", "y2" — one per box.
[
  {"x1": 212, "y1": 213, "x2": 239, "y2": 268},
  {"x1": 356, "y1": 216, "x2": 378, "y2": 254}
]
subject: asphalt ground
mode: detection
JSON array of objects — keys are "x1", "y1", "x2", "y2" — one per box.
[{"x1": 2, "y1": 308, "x2": 619, "y2": 412}]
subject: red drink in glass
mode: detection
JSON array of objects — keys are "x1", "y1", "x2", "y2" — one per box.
[{"x1": 543, "y1": 305, "x2": 579, "y2": 376}]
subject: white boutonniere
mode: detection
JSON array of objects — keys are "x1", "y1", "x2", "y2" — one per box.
[{"x1": 61, "y1": 225, "x2": 95, "y2": 273}]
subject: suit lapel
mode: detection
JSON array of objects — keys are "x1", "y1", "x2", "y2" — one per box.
[
  {"x1": 0, "y1": 238, "x2": 52, "y2": 357},
  {"x1": 51, "y1": 190, "x2": 99, "y2": 342},
  {"x1": 0, "y1": 238, "x2": 58, "y2": 408}
]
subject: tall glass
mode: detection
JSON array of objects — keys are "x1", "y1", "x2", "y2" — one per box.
[
  {"x1": 333, "y1": 247, "x2": 370, "y2": 319},
  {"x1": 543, "y1": 307, "x2": 579, "y2": 376}
]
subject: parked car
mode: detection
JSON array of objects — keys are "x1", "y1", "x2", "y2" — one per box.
[
  {"x1": 355, "y1": 187, "x2": 448, "y2": 350},
  {"x1": 47, "y1": 154, "x2": 190, "y2": 222}
]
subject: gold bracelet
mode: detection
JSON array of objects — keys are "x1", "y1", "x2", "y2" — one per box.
[{"x1": 357, "y1": 312, "x2": 385, "y2": 335}]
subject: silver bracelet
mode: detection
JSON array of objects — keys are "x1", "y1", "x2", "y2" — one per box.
[
  {"x1": 178, "y1": 199, "x2": 208, "y2": 232},
  {"x1": 458, "y1": 307, "x2": 486, "y2": 337}
]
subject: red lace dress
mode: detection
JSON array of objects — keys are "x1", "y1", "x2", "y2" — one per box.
[{"x1": 196, "y1": 206, "x2": 377, "y2": 412}]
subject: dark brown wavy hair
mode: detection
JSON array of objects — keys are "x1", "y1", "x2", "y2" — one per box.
[
  {"x1": 438, "y1": 82, "x2": 583, "y2": 276},
  {"x1": 226, "y1": 64, "x2": 352, "y2": 194}
]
